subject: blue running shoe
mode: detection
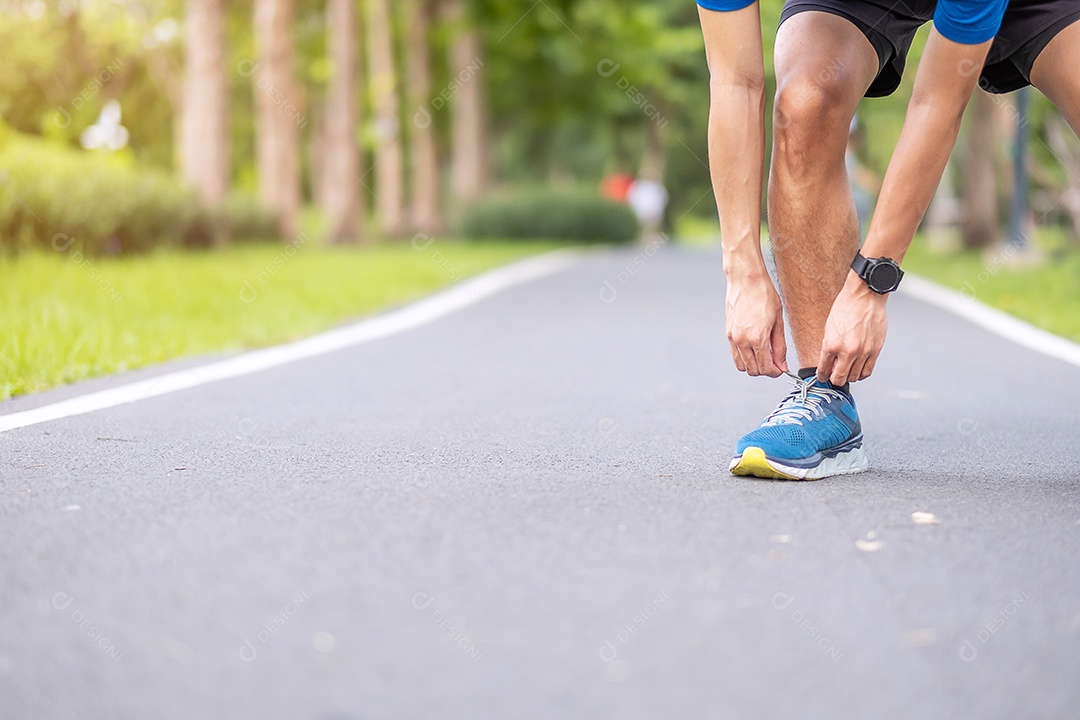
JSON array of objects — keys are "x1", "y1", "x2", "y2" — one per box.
[{"x1": 729, "y1": 373, "x2": 869, "y2": 480}]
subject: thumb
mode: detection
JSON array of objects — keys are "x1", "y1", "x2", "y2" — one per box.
[{"x1": 816, "y1": 345, "x2": 834, "y2": 382}]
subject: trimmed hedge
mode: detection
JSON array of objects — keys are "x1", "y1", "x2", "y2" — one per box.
[
  {"x1": 223, "y1": 193, "x2": 281, "y2": 242},
  {"x1": 0, "y1": 128, "x2": 278, "y2": 254},
  {"x1": 0, "y1": 129, "x2": 200, "y2": 253},
  {"x1": 457, "y1": 188, "x2": 638, "y2": 243}
]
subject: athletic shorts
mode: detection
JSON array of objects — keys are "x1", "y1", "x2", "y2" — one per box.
[{"x1": 779, "y1": 0, "x2": 1080, "y2": 96}]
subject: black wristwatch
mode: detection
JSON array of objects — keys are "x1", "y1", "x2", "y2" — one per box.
[{"x1": 851, "y1": 252, "x2": 904, "y2": 294}]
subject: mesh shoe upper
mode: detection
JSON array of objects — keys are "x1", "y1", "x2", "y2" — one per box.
[{"x1": 735, "y1": 378, "x2": 862, "y2": 461}]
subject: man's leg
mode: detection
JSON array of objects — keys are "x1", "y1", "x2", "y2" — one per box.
[
  {"x1": 768, "y1": 12, "x2": 880, "y2": 370},
  {"x1": 1030, "y1": 20, "x2": 1080, "y2": 132}
]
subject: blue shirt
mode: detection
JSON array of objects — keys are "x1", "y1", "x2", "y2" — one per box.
[
  {"x1": 695, "y1": 0, "x2": 1007, "y2": 45},
  {"x1": 933, "y1": 0, "x2": 1007, "y2": 44}
]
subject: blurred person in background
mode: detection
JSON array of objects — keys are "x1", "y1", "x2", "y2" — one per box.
[
  {"x1": 627, "y1": 176, "x2": 669, "y2": 243},
  {"x1": 698, "y1": 0, "x2": 1080, "y2": 479}
]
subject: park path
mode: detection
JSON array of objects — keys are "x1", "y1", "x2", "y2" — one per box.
[{"x1": 1, "y1": 246, "x2": 1078, "y2": 719}]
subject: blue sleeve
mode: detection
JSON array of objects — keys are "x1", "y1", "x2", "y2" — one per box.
[
  {"x1": 933, "y1": 0, "x2": 1008, "y2": 44},
  {"x1": 696, "y1": 0, "x2": 756, "y2": 11}
]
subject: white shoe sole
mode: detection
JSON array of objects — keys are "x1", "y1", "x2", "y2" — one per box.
[{"x1": 729, "y1": 446, "x2": 870, "y2": 480}]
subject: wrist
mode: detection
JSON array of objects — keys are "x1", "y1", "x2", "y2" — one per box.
[
  {"x1": 860, "y1": 238, "x2": 909, "y2": 265},
  {"x1": 722, "y1": 247, "x2": 768, "y2": 284},
  {"x1": 844, "y1": 268, "x2": 889, "y2": 301},
  {"x1": 724, "y1": 264, "x2": 770, "y2": 286}
]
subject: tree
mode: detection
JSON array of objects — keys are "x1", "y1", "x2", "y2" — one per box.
[
  {"x1": 254, "y1": 0, "x2": 302, "y2": 239},
  {"x1": 403, "y1": 0, "x2": 442, "y2": 234},
  {"x1": 1044, "y1": 112, "x2": 1080, "y2": 243},
  {"x1": 446, "y1": 0, "x2": 489, "y2": 202},
  {"x1": 961, "y1": 90, "x2": 1000, "y2": 249},
  {"x1": 181, "y1": 0, "x2": 229, "y2": 228},
  {"x1": 321, "y1": 0, "x2": 362, "y2": 243},
  {"x1": 364, "y1": 0, "x2": 407, "y2": 236}
]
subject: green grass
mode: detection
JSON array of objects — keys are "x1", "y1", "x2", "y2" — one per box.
[
  {"x1": 0, "y1": 239, "x2": 564, "y2": 400},
  {"x1": 903, "y1": 230, "x2": 1080, "y2": 343}
]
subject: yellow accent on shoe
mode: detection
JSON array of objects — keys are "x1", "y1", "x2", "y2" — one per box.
[{"x1": 729, "y1": 447, "x2": 798, "y2": 480}]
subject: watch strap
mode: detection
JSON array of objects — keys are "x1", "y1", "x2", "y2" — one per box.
[{"x1": 851, "y1": 252, "x2": 871, "y2": 279}]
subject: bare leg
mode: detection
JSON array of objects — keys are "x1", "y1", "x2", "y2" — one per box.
[
  {"x1": 1030, "y1": 20, "x2": 1080, "y2": 133},
  {"x1": 768, "y1": 12, "x2": 880, "y2": 369}
]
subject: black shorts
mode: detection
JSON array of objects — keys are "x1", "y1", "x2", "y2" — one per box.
[{"x1": 779, "y1": 0, "x2": 1080, "y2": 96}]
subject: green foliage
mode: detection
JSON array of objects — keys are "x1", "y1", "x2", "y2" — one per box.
[
  {"x1": 0, "y1": 5, "x2": 177, "y2": 169},
  {"x1": 905, "y1": 230, "x2": 1080, "y2": 342},
  {"x1": 0, "y1": 126, "x2": 281, "y2": 252},
  {"x1": 0, "y1": 128, "x2": 206, "y2": 255},
  {"x1": 478, "y1": 0, "x2": 711, "y2": 204},
  {"x1": 0, "y1": 0, "x2": 1071, "y2": 243},
  {"x1": 223, "y1": 193, "x2": 281, "y2": 242},
  {"x1": 457, "y1": 188, "x2": 638, "y2": 243}
]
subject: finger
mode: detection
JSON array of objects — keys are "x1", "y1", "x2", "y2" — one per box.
[
  {"x1": 770, "y1": 320, "x2": 789, "y2": 374},
  {"x1": 753, "y1": 343, "x2": 781, "y2": 378},
  {"x1": 731, "y1": 342, "x2": 747, "y2": 373},
  {"x1": 848, "y1": 355, "x2": 868, "y2": 385},
  {"x1": 817, "y1": 349, "x2": 837, "y2": 383},
  {"x1": 741, "y1": 344, "x2": 762, "y2": 377},
  {"x1": 829, "y1": 349, "x2": 855, "y2": 387},
  {"x1": 860, "y1": 354, "x2": 878, "y2": 381},
  {"x1": 734, "y1": 343, "x2": 754, "y2": 375}
]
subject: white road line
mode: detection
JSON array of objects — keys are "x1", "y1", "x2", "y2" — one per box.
[
  {"x1": 0, "y1": 249, "x2": 586, "y2": 434},
  {"x1": 901, "y1": 274, "x2": 1080, "y2": 368}
]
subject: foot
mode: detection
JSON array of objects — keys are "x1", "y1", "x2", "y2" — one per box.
[{"x1": 729, "y1": 374, "x2": 869, "y2": 480}]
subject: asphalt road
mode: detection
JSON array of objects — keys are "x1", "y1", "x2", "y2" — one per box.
[{"x1": 2, "y1": 246, "x2": 1079, "y2": 720}]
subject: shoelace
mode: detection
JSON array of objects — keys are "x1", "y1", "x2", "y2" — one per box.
[{"x1": 761, "y1": 371, "x2": 848, "y2": 426}]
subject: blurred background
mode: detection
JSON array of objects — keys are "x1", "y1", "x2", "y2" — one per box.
[
  {"x1": 5, "y1": 0, "x2": 1079, "y2": 245},
  {"x1": 1, "y1": 0, "x2": 1078, "y2": 398}
]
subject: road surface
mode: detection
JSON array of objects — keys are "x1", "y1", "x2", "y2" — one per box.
[{"x1": 2, "y1": 246, "x2": 1078, "y2": 719}]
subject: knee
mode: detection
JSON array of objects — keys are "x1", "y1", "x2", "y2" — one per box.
[{"x1": 772, "y1": 71, "x2": 854, "y2": 173}]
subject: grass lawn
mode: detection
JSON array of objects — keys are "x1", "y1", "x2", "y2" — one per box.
[
  {"x1": 0, "y1": 239, "x2": 564, "y2": 400},
  {"x1": 902, "y1": 230, "x2": 1080, "y2": 344}
]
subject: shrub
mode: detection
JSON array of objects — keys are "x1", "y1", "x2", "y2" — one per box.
[
  {"x1": 223, "y1": 192, "x2": 280, "y2": 242},
  {"x1": 457, "y1": 188, "x2": 638, "y2": 243},
  {"x1": 0, "y1": 127, "x2": 200, "y2": 255}
]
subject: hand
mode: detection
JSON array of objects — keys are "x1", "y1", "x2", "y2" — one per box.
[
  {"x1": 725, "y1": 278, "x2": 788, "y2": 378},
  {"x1": 817, "y1": 272, "x2": 889, "y2": 385}
]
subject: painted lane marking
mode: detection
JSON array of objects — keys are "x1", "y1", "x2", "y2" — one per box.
[
  {"x1": 901, "y1": 274, "x2": 1080, "y2": 369},
  {"x1": 0, "y1": 250, "x2": 586, "y2": 434}
]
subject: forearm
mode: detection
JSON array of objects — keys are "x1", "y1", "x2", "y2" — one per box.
[
  {"x1": 859, "y1": 105, "x2": 965, "y2": 264},
  {"x1": 698, "y1": 4, "x2": 767, "y2": 283},
  {"x1": 709, "y1": 79, "x2": 768, "y2": 282}
]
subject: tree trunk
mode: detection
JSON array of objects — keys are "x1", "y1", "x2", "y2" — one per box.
[
  {"x1": 961, "y1": 90, "x2": 999, "y2": 249},
  {"x1": 404, "y1": 0, "x2": 442, "y2": 234},
  {"x1": 254, "y1": 0, "x2": 303, "y2": 239},
  {"x1": 322, "y1": 0, "x2": 361, "y2": 243},
  {"x1": 446, "y1": 0, "x2": 490, "y2": 202},
  {"x1": 180, "y1": 0, "x2": 229, "y2": 236},
  {"x1": 311, "y1": 101, "x2": 327, "y2": 210},
  {"x1": 364, "y1": 0, "x2": 407, "y2": 237},
  {"x1": 1046, "y1": 113, "x2": 1080, "y2": 244}
]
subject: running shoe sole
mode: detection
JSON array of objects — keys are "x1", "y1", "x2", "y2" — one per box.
[{"x1": 729, "y1": 446, "x2": 869, "y2": 480}]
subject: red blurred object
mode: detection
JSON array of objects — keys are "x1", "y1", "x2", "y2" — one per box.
[{"x1": 600, "y1": 173, "x2": 634, "y2": 203}]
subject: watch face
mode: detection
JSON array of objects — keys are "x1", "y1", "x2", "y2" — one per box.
[{"x1": 868, "y1": 262, "x2": 901, "y2": 292}]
